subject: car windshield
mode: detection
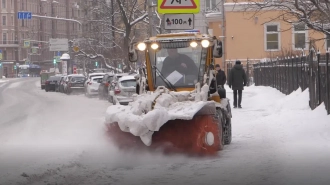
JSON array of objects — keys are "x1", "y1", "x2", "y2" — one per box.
[
  {"x1": 150, "y1": 44, "x2": 207, "y2": 88},
  {"x1": 71, "y1": 77, "x2": 85, "y2": 82},
  {"x1": 92, "y1": 78, "x2": 102, "y2": 83},
  {"x1": 120, "y1": 80, "x2": 136, "y2": 87}
]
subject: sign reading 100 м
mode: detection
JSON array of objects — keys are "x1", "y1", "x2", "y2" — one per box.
[{"x1": 164, "y1": 14, "x2": 194, "y2": 30}]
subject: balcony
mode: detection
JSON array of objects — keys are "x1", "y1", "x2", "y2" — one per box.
[{"x1": 0, "y1": 40, "x2": 20, "y2": 47}]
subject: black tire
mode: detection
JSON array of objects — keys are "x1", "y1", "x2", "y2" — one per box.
[
  {"x1": 224, "y1": 118, "x2": 232, "y2": 145},
  {"x1": 215, "y1": 109, "x2": 224, "y2": 150},
  {"x1": 45, "y1": 87, "x2": 49, "y2": 92}
]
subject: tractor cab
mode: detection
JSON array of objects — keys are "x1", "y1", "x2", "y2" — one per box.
[{"x1": 129, "y1": 31, "x2": 223, "y2": 92}]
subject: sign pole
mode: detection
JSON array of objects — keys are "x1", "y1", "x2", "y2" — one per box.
[
  {"x1": 221, "y1": 0, "x2": 226, "y2": 68},
  {"x1": 148, "y1": 0, "x2": 156, "y2": 37}
]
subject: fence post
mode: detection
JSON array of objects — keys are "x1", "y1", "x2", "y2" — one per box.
[
  {"x1": 291, "y1": 56, "x2": 294, "y2": 92},
  {"x1": 247, "y1": 59, "x2": 250, "y2": 86},
  {"x1": 317, "y1": 50, "x2": 321, "y2": 106},
  {"x1": 326, "y1": 49, "x2": 330, "y2": 115},
  {"x1": 296, "y1": 55, "x2": 299, "y2": 90}
]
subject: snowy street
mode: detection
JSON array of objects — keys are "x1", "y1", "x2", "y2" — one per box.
[{"x1": 0, "y1": 78, "x2": 330, "y2": 185}]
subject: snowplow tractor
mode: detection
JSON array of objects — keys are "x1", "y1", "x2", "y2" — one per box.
[{"x1": 105, "y1": 32, "x2": 232, "y2": 156}]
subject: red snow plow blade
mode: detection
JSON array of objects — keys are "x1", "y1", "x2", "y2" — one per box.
[{"x1": 106, "y1": 114, "x2": 223, "y2": 156}]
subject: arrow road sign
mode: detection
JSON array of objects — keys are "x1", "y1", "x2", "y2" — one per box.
[
  {"x1": 164, "y1": 14, "x2": 194, "y2": 30},
  {"x1": 158, "y1": 0, "x2": 200, "y2": 14}
]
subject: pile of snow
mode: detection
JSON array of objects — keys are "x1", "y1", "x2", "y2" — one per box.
[{"x1": 105, "y1": 85, "x2": 214, "y2": 146}]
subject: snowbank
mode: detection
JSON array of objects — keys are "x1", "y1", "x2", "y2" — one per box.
[{"x1": 105, "y1": 85, "x2": 214, "y2": 146}]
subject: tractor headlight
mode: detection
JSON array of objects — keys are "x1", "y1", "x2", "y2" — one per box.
[
  {"x1": 190, "y1": 41, "x2": 198, "y2": 48},
  {"x1": 151, "y1": 43, "x2": 159, "y2": 50},
  {"x1": 137, "y1": 42, "x2": 146, "y2": 51},
  {"x1": 201, "y1": 40, "x2": 210, "y2": 48}
]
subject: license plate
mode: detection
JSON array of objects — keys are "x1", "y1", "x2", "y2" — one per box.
[
  {"x1": 50, "y1": 82, "x2": 55, "y2": 84},
  {"x1": 74, "y1": 84, "x2": 84, "y2": 87}
]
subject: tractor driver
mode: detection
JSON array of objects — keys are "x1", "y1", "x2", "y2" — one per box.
[{"x1": 160, "y1": 48, "x2": 198, "y2": 78}]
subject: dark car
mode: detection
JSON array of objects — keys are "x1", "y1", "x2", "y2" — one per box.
[
  {"x1": 98, "y1": 73, "x2": 114, "y2": 100},
  {"x1": 45, "y1": 76, "x2": 61, "y2": 92},
  {"x1": 66, "y1": 75, "x2": 86, "y2": 94}
]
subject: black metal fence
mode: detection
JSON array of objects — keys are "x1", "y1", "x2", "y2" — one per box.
[{"x1": 253, "y1": 50, "x2": 330, "y2": 115}]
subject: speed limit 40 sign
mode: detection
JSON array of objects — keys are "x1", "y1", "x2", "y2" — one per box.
[{"x1": 164, "y1": 14, "x2": 194, "y2": 30}]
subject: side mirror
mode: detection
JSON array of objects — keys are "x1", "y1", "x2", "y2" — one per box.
[
  {"x1": 128, "y1": 42, "x2": 138, "y2": 62},
  {"x1": 213, "y1": 38, "x2": 223, "y2": 58}
]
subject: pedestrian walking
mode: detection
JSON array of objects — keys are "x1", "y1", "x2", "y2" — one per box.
[
  {"x1": 215, "y1": 64, "x2": 227, "y2": 98},
  {"x1": 228, "y1": 60, "x2": 247, "y2": 108}
]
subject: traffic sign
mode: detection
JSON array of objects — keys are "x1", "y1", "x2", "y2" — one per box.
[
  {"x1": 158, "y1": 0, "x2": 200, "y2": 14},
  {"x1": 17, "y1": 12, "x2": 32, "y2": 19},
  {"x1": 73, "y1": 65, "x2": 77, "y2": 74},
  {"x1": 164, "y1": 14, "x2": 194, "y2": 30},
  {"x1": 49, "y1": 38, "x2": 69, "y2": 51},
  {"x1": 23, "y1": 40, "x2": 30, "y2": 48}
]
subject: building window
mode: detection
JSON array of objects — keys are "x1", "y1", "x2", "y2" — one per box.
[
  {"x1": 2, "y1": 0, "x2": 6, "y2": 9},
  {"x1": 3, "y1": 33, "x2": 7, "y2": 44},
  {"x1": 265, "y1": 23, "x2": 280, "y2": 50},
  {"x1": 293, "y1": 23, "x2": 307, "y2": 49},
  {"x1": 2, "y1": 16, "x2": 6, "y2": 25},
  {"x1": 205, "y1": 0, "x2": 217, "y2": 12},
  {"x1": 11, "y1": 15, "x2": 13, "y2": 25}
]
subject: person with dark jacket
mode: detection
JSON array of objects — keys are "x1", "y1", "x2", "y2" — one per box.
[
  {"x1": 228, "y1": 60, "x2": 247, "y2": 108},
  {"x1": 160, "y1": 48, "x2": 198, "y2": 77},
  {"x1": 215, "y1": 64, "x2": 226, "y2": 86},
  {"x1": 215, "y1": 64, "x2": 227, "y2": 98}
]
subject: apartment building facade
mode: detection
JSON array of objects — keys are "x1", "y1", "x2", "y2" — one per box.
[
  {"x1": 205, "y1": 1, "x2": 330, "y2": 70},
  {"x1": 0, "y1": 0, "x2": 82, "y2": 77}
]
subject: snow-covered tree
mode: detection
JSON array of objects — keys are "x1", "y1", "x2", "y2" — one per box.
[
  {"x1": 245, "y1": 0, "x2": 330, "y2": 37},
  {"x1": 76, "y1": 0, "x2": 161, "y2": 72}
]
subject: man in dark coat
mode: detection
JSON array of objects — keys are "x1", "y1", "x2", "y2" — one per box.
[
  {"x1": 160, "y1": 49, "x2": 198, "y2": 77},
  {"x1": 228, "y1": 60, "x2": 247, "y2": 108}
]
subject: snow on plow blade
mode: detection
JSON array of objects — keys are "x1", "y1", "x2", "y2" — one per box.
[{"x1": 107, "y1": 113, "x2": 222, "y2": 156}]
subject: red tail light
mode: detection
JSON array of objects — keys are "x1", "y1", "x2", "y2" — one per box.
[
  {"x1": 45, "y1": 81, "x2": 49, "y2": 84},
  {"x1": 115, "y1": 89, "x2": 121, "y2": 94},
  {"x1": 105, "y1": 82, "x2": 109, "y2": 86},
  {"x1": 88, "y1": 82, "x2": 92, "y2": 85}
]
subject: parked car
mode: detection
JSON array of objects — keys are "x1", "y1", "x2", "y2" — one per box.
[
  {"x1": 108, "y1": 75, "x2": 136, "y2": 105},
  {"x1": 45, "y1": 76, "x2": 61, "y2": 92},
  {"x1": 84, "y1": 73, "x2": 105, "y2": 92},
  {"x1": 61, "y1": 74, "x2": 83, "y2": 94},
  {"x1": 66, "y1": 75, "x2": 86, "y2": 94},
  {"x1": 98, "y1": 73, "x2": 115, "y2": 100},
  {"x1": 85, "y1": 76, "x2": 103, "y2": 97}
]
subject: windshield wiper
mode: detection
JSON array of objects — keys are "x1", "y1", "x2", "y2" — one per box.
[{"x1": 152, "y1": 66, "x2": 177, "y2": 92}]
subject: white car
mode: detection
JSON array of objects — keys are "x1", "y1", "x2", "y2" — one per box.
[
  {"x1": 84, "y1": 73, "x2": 105, "y2": 91},
  {"x1": 85, "y1": 76, "x2": 103, "y2": 97},
  {"x1": 108, "y1": 75, "x2": 137, "y2": 105}
]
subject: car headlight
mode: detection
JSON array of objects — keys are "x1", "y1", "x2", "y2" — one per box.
[
  {"x1": 137, "y1": 43, "x2": 146, "y2": 51},
  {"x1": 151, "y1": 43, "x2": 159, "y2": 50},
  {"x1": 201, "y1": 40, "x2": 210, "y2": 48},
  {"x1": 190, "y1": 41, "x2": 198, "y2": 48}
]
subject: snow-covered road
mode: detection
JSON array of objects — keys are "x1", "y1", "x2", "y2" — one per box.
[{"x1": 0, "y1": 78, "x2": 329, "y2": 185}]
